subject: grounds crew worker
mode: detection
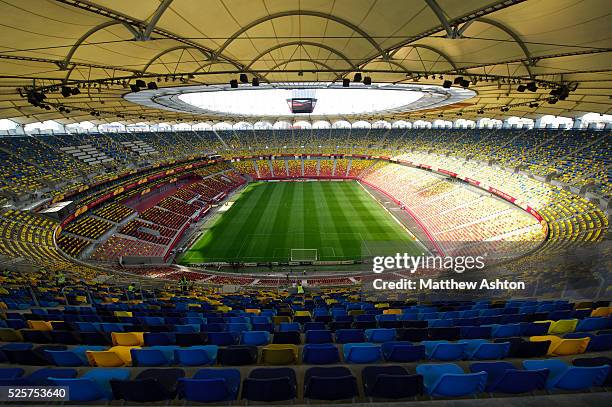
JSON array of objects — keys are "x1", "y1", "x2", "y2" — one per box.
[
  {"x1": 297, "y1": 282, "x2": 304, "y2": 294},
  {"x1": 56, "y1": 271, "x2": 66, "y2": 287},
  {"x1": 127, "y1": 282, "x2": 136, "y2": 299}
]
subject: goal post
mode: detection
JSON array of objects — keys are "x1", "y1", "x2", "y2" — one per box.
[{"x1": 290, "y1": 248, "x2": 318, "y2": 262}]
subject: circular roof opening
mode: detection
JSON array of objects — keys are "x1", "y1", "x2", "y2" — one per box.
[
  {"x1": 178, "y1": 87, "x2": 423, "y2": 116},
  {"x1": 125, "y1": 82, "x2": 476, "y2": 119}
]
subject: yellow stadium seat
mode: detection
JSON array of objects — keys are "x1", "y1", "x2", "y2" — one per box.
[
  {"x1": 530, "y1": 335, "x2": 590, "y2": 356},
  {"x1": 0, "y1": 328, "x2": 23, "y2": 342},
  {"x1": 591, "y1": 307, "x2": 611, "y2": 317},
  {"x1": 87, "y1": 351, "x2": 125, "y2": 367},
  {"x1": 383, "y1": 309, "x2": 402, "y2": 315},
  {"x1": 27, "y1": 320, "x2": 54, "y2": 331},
  {"x1": 348, "y1": 310, "x2": 364, "y2": 316},
  {"x1": 261, "y1": 344, "x2": 298, "y2": 365},
  {"x1": 575, "y1": 301, "x2": 593, "y2": 309},
  {"x1": 375, "y1": 303, "x2": 389, "y2": 309},
  {"x1": 113, "y1": 311, "x2": 133, "y2": 317},
  {"x1": 75, "y1": 296, "x2": 87, "y2": 303},
  {"x1": 273, "y1": 316, "x2": 291, "y2": 325},
  {"x1": 245, "y1": 308, "x2": 260, "y2": 315},
  {"x1": 546, "y1": 319, "x2": 578, "y2": 334},
  {"x1": 217, "y1": 306, "x2": 231, "y2": 312},
  {"x1": 87, "y1": 346, "x2": 140, "y2": 367},
  {"x1": 111, "y1": 332, "x2": 145, "y2": 346},
  {"x1": 294, "y1": 311, "x2": 311, "y2": 317}
]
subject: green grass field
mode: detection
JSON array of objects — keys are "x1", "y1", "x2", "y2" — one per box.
[{"x1": 178, "y1": 180, "x2": 422, "y2": 264}]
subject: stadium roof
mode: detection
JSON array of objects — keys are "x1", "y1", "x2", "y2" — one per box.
[{"x1": 0, "y1": 0, "x2": 610, "y2": 125}]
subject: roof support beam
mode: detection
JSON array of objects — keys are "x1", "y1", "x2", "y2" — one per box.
[
  {"x1": 263, "y1": 59, "x2": 337, "y2": 78},
  {"x1": 245, "y1": 41, "x2": 356, "y2": 70},
  {"x1": 354, "y1": 0, "x2": 527, "y2": 70},
  {"x1": 141, "y1": 45, "x2": 212, "y2": 73},
  {"x1": 52, "y1": 0, "x2": 242, "y2": 73},
  {"x1": 476, "y1": 18, "x2": 532, "y2": 64},
  {"x1": 60, "y1": 21, "x2": 140, "y2": 70},
  {"x1": 214, "y1": 10, "x2": 383, "y2": 59},
  {"x1": 142, "y1": 0, "x2": 174, "y2": 41},
  {"x1": 424, "y1": 0, "x2": 454, "y2": 38}
]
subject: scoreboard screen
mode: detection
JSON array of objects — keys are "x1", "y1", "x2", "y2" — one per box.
[{"x1": 289, "y1": 98, "x2": 316, "y2": 114}]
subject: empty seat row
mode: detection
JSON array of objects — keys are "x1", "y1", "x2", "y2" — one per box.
[{"x1": 2, "y1": 357, "x2": 608, "y2": 403}]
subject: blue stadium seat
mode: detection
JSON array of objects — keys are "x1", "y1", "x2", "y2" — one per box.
[
  {"x1": 304, "y1": 322, "x2": 326, "y2": 331},
  {"x1": 362, "y1": 365, "x2": 423, "y2": 399},
  {"x1": 241, "y1": 330, "x2": 270, "y2": 346},
  {"x1": 381, "y1": 342, "x2": 425, "y2": 362},
  {"x1": 470, "y1": 361, "x2": 548, "y2": 393},
  {"x1": 0, "y1": 368, "x2": 24, "y2": 380},
  {"x1": 174, "y1": 346, "x2": 218, "y2": 366},
  {"x1": 519, "y1": 322, "x2": 551, "y2": 336},
  {"x1": 305, "y1": 329, "x2": 333, "y2": 344},
  {"x1": 217, "y1": 345, "x2": 258, "y2": 365},
  {"x1": 460, "y1": 326, "x2": 492, "y2": 339},
  {"x1": 489, "y1": 323, "x2": 522, "y2": 338},
  {"x1": 143, "y1": 332, "x2": 175, "y2": 346},
  {"x1": 365, "y1": 328, "x2": 396, "y2": 343},
  {"x1": 576, "y1": 317, "x2": 609, "y2": 332},
  {"x1": 460, "y1": 339, "x2": 510, "y2": 360},
  {"x1": 303, "y1": 344, "x2": 340, "y2": 364},
  {"x1": 207, "y1": 332, "x2": 238, "y2": 346},
  {"x1": 175, "y1": 324, "x2": 200, "y2": 333},
  {"x1": 178, "y1": 368, "x2": 240, "y2": 402},
  {"x1": 573, "y1": 357, "x2": 612, "y2": 387},
  {"x1": 242, "y1": 368, "x2": 297, "y2": 402},
  {"x1": 111, "y1": 368, "x2": 183, "y2": 402},
  {"x1": 279, "y1": 322, "x2": 300, "y2": 332},
  {"x1": 343, "y1": 343, "x2": 382, "y2": 363},
  {"x1": 523, "y1": 359, "x2": 610, "y2": 390},
  {"x1": 416, "y1": 363, "x2": 487, "y2": 397},
  {"x1": 131, "y1": 348, "x2": 174, "y2": 366},
  {"x1": 423, "y1": 341, "x2": 467, "y2": 361},
  {"x1": 50, "y1": 368, "x2": 130, "y2": 402},
  {"x1": 335, "y1": 329, "x2": 364, "y2": 344},
  {"x1": 304, "y1": 367, "x2": 357, "y2": 401}
]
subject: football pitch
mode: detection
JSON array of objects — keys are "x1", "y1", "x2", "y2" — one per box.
[{"x1": 178, "y1": 180, "x2": 423, "y2": 264}]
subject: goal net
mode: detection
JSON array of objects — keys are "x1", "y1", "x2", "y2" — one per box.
[{"x1": 290, "y1": 248, "x2": 318, "y2": 262}]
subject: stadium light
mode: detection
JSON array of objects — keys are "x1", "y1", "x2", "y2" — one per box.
[
  {"x1": 239, "y1": 73, "x2": 248, "y2": 83},
  {"x1": 342, "y1": 78, "x2": 350, "y2": 87},
  {"x1": 363, "y1": 76, "x2": 372, "y2": 85},
  {"x1": 442, "y1": 80, "x2": 452, "y2": 88},
  {"x1": 353, "y1": 73, "x2": 362, "y2": 82},
  {"x1": 230, "y1": 79, "x2": 238, "y2": 88}
]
